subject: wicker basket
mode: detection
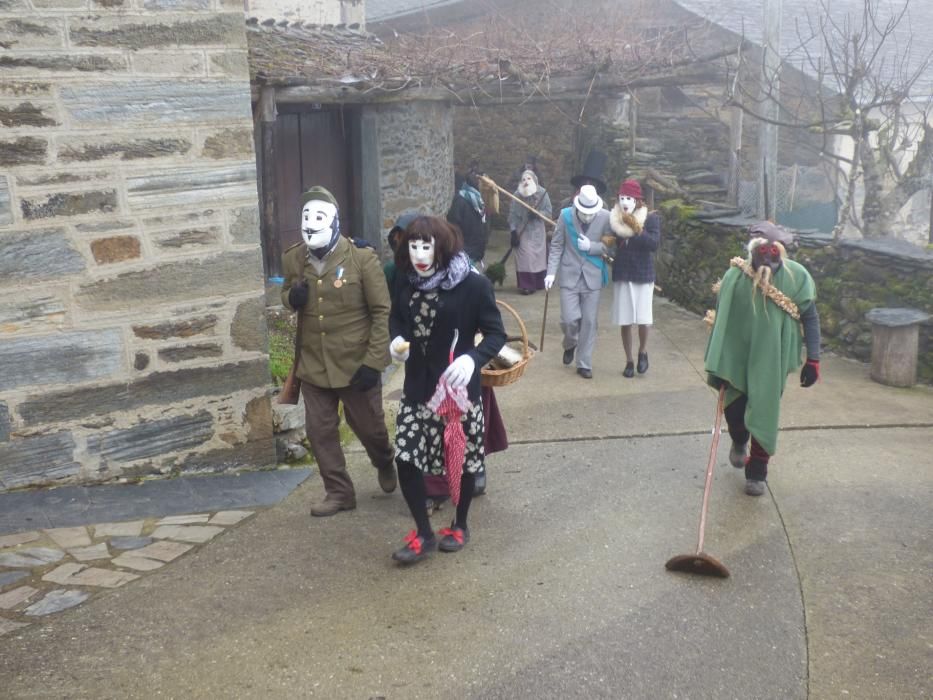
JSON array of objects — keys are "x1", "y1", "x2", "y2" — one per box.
[{"x1": 481, "y1": 300, "x2": 534, "y2": 387}]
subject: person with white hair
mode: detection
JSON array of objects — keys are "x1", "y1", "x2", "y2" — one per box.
[{"x1": 508, "y1": 168, "x2": 552, "y2": 295}]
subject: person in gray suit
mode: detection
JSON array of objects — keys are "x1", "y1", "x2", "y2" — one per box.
[{"x1": 544, "y1": 184, "x2": 613, "y2": 379}]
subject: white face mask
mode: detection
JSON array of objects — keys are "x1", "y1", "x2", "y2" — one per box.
[
  {"x1": 301, "y1": 200, "x2": 337, "y2": 249},
  {"x1": 409, "y1": 237, "x2": 436, "y2": 277},
  {"x1": 578, "y1": 210, "x2": 596, "y2": 224},
  {"x1": 518, "y1": 172, "x2": 536, "y2": 198},
  {"x1": 619, "y1": 195, "x2": 637, "y2": 214}
]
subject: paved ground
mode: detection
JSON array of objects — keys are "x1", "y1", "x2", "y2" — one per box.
[
  {"x1": 0, "y1": 252, "x2": 930, "y2": 698},
  {"x1": 0, "y1": 470, "x2": 311, "y2": 635}
]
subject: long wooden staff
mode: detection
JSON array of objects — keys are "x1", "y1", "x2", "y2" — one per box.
[
  {"x1": 478, "y1": 174, "x2": 556, "y2": 227},
  {"x1": 479, "y1": 174, "x2": 556, "y2": 352}
]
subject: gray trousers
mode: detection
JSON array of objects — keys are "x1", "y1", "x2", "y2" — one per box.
[
  {"x1": 559, "y1": 279, "x2": 601, "y2": 370},
  {"x1": 302, "y1": 381, "x2": 394, "y2": 505}
]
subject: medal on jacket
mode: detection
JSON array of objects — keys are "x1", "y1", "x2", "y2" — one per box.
[{"x1": 334, "y1": 266, "x2": 344, "y2": 288}]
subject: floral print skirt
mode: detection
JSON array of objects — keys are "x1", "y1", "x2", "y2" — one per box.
[{"x1": 395, "y1": 396, "x2": 485, "y2": 475}]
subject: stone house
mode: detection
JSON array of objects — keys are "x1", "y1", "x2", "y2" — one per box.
[
  {"x1": 370, "y1": 0, "x2": 932, "y2": 242},
  {"x1": 0, "y1": 1, "x2": 274, "y2": 492},
  {"x1": 245, "y1": 20, "x2": 457, "y2": 277},
  {"x1": 0, "y1": 0, "x2": 467, "y2": 493}
]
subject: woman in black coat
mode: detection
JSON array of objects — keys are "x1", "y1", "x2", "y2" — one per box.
[{"x1": 388, "y1": 216, "x2": 506, "y2": 564}]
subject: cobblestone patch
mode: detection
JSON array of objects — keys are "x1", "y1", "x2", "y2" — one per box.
[
  {"x1": 150, "y1": 525, "x2": 222, "y2": 543},
  {"x1": 44, "y1": 527, "x2": 91, "y2": 549},
  {"x1": 67, "y1": 543, "x2": 110, "y2": 562},
  {"x1": 110, "y1": 553, "x2": 164, "y2": 571},
  {"x1": 0, "y1": 508, "x2": 254, "y2": 635},
  {"x1": 0, "y1": 571, "x2": 28, "y2": 589},
  {"x1": 93, "y1": 521, "x2": 143, "y2": 537},
  {"x1": 109, "y1": 536, "x2": 152, "y2": 550},
  {"x1": 25, "y1": 589, "x2": 89, "y2": 617},
  {"x1": 156, "y1": 514, "x2": 209, "y2": 526},
  {"x1": 0, "y1": 586, "x2": 37, "y2": 609},
  {"x1": 0, "y1": 531, "x2": 39, "y2": 549}
]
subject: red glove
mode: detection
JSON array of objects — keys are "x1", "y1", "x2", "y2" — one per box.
[{"x1": 800, "y1": 359, "x2": 820, "y2": 388}]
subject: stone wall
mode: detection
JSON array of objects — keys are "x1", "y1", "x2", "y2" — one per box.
[
  {"x1": 454, "y1": 99, "x2": 585, "y2": 223},
  {"x1": 0, "y1": 1, "x2": 274, "y2": 492},
  {"x1": 375, "y1": 100, "x2": 453, "y2": 234},
  {"x1": 655, "y1": 202, "x2": 933, "y2": 384}
]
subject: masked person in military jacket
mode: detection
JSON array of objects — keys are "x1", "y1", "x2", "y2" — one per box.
[{"x1": 281, "y1": 186, "x2": 397, "y2": 517}]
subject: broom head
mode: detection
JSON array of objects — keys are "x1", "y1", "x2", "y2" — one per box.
[{"x1": 665, "y1": 552, "x2": 730, "y2": 578}]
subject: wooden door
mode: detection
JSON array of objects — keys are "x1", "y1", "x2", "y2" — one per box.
[{"x1": 270, "y1": 106, "x2": 358, "y2": 275}]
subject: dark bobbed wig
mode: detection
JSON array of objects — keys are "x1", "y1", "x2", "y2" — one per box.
[{"x1": 394, "y1": 216, "x2": 463, "y2": 275}]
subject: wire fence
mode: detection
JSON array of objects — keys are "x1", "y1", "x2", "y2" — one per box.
[{"x1": 737, "y1": 165, "x2": 800, "y2": 216}]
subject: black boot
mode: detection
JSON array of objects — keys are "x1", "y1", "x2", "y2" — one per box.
[
  {"x1": 744, "y1": 458, "x2": 768, "y2": 497},
  {"x1": 636, "y1": 352, "x2": 649, "y2": 374}
]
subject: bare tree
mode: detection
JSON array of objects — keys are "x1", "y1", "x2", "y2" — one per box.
[{"x1": 724, "y1": 0, "x2": 932, "y2": 239}]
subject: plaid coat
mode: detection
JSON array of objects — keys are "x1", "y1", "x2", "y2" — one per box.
[{"x1": 611, "y1": 211, "x2": 661, "y2": 284}]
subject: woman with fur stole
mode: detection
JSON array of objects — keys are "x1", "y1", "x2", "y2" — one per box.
[{"x1": 609, "y1": 179, "x2": 661, "y2": 377}]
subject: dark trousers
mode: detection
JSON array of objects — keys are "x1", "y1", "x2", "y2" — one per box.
[
  {"x1": 723, "y1": 392, "x2": 770, "y2": 481},
  {"x1": 302, "y1": 381, "x2": 394, "y2": 505}
]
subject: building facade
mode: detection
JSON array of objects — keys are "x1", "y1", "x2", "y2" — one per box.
[{"x1": 0, "y1": 0, "x2": 275, "y2": 491}]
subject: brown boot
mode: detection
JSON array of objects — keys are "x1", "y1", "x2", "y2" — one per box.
[
  {"x1": 309, "y1": 496, "x2": 356, "y2": 517},
  {"x1": 377, "y1": 464, "x2": 397, "y2": 493}
]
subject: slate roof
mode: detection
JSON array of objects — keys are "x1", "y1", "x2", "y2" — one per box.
[{"x1": 246, "y1": 19, "x2": 393, "y2": 88}]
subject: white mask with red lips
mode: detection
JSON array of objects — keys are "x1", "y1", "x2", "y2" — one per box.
[
  {"x1": 409, "y1": 237, "x2": 436, "y2": 278},
  {"x1": 618, "y1": 195, "x2": 637, "y2": 214}
]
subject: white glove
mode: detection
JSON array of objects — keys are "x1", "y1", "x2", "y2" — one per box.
[
  {"x1": 577, "y1": 235, "x2": 592, "y2": 252},
  {"x1": 544, "y1": 274, "x2": 555, "y2": 290},
  {"x1": 390, "y1": 335, "x2": 410, "y2": 363},
  {"x1": 441, "y1": 354, "x2": 475, "y2": 389}
]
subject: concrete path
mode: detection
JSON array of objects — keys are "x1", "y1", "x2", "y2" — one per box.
[{"x1": 0, "y1": 265, "x2": 930, "y2": 698}]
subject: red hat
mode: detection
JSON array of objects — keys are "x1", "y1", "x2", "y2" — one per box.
[{"x1": 618, "y1": 179, "x2": 643, "y2": 199}]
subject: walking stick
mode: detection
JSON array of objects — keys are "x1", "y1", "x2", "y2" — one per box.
[
  {"x1": 664, "y1": 385, "x2": 730, "y2": 578},
  {"x1": 539, "y1": 288, "x2": 549, "y2": 352}
]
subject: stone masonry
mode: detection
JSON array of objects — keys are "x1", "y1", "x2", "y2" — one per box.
[
  {"x1": 376, "y1": 101, "x2": 454, "y2": 235},
  {"x1": 0, "y1": 0, "x2": 275, "y2": 491}
]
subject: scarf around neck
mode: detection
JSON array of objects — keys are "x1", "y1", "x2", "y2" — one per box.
[
  {"x1": 459, "y1": 184, "x2": 486, "y2": 220},
  {"x1": 409, "y1": 251, "x2": 472, "y2": 291},
  {"x1": 306, "y1": 212, "x2": 342, "y2": 260}
]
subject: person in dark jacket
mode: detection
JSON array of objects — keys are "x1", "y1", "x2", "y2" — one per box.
[
  {"x1": 280, "y1": 186, "x2": 396, "y2": 517},
  {"x1": 383, "y1": 210, "x2": 419, "y2": 302},
  {"x1": 387, "y1": 216, "x2": 506, "y2": 564},
  {"x1": 609, "y1": 179, "x2": 661, "y2": 377},
  {"x1": 446, "y1": 168, "x2": 490, "y2": 270}
]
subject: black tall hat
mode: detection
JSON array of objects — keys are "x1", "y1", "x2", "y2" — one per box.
[{"x1": 570, "y1": 150, "x2": 608, "y2": 195}]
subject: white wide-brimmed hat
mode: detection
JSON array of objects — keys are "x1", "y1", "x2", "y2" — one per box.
[{"x1": 573, "y1": 184, "x2": 604, "y2": 215}]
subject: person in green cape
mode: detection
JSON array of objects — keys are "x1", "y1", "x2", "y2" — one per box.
[{"x1": 704, "y1": 221, "x2": 821, "y2": 496}]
